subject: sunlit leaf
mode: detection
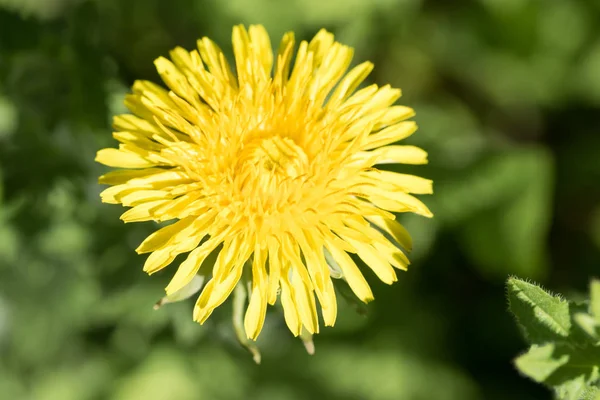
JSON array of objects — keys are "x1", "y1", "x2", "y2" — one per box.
[
  {"x1": 507, "y1": 277, "x2": 571, "y2": 342},
  {"x1": 514, "y1": 344, "x2": 568, "y2": 383},
  {"x1": 509, "y1": 278, "x2": 600, "y2": 399}
]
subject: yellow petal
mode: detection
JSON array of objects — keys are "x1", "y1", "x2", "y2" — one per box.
[
  {"x1": 143, "y1": 249, "x2": 175, "y2": 275},
  {"x1": 279, "y1": 266, "x2": 301, "y2": 336},
  {"x1": 342, "y1": 85, "x2": 400, "y2": 122},
  {"x1": 113, "y1": 114, "x2": 160, "y2": 134},
  {"x1": 372, "y1": 106, "x2": 415, "y2": 131},
  {"x1": 193, "y1": 259, "x2": 246, "y2": 324},
  {"x1": 197, "y1": 37, "x2": 236, "y2": 89},
  {"x1": 136, "y1": 216, "x2": 196, "y2": 254},
  {"x1": 327, "y1": 62, "x2": 373, "y2": 108},
  {"x1": 367, "y1": 215, "x2": 413, "y2": 252},
  {"x1": 164, "y1": 241, "x2": 217, "y2": 293},
  {"x1": 152, "y1": 192, "x2": 203, "y2": 221},
  {"x1": 266, "y1": 237, "x2": 281, "y2": 305},
  {"x1": 321, "y1": 280, "x2": 337, "y2": 327},
  {"x1": 164, "y1": 228, "x2": 228, "y2": 294},
  {"x1": 154, "y1": 56, "x2": 196, "y2": 105},
  {"x1": 120, "y1": 199, "x2": 170, "y2": 223},
  {"x1": 281, "y1": 230, "x2": 321, "y2": 334},
  {"x1": 325, "y1": 238, "x2": 374, "y2": 303},
  {"x1": 143, "y1": 235, "x2": 203, "y2": 275},
  {"x1": 132, "y1": 80, "x2": 175, "y2": 110},
  {"x1": 120, "y1": 190, "x2": 172, "y2": 207},
  {"x1": 291, "y1": 271, "x2": 319, "y2": 334},
  {"x1": 128, "y1": 170, "x2": 193, "y2": 189},
  {"x1": 100, "y1": 184, "x2": 139, "y2": 204},
  {"x1": 273, "y1": 32, "x2": 295, "y2": 88},
  {"x1": 308, "y1": 42, "x2": 353, "y2": 107},
  {"x1": 113, "y1": 131, "x2": 163, "y2": 151},
  {"x1": 362, "y1": 170, "x2": 433, "y2": 195},
  {"x1": 349, "y1": 240, "x2": 397, "y2": 284},
  {"x1": 98, "y1": 168, "x2": 166, "y2": 185},
  {"x1": 244, "y1": 246, "x2": 268, "y2": 340},
  {"x1": 363, "y1": 121, "x2": 418, "y2": 150},
  {"x1": 142, "y1": 216, "x2": 216, "y2": 274},
  {"x1": 96, "y1": 148, "x2": 155, "y2": 168},
  {"x1": 367, "y1": 192, "x2": 433, "y2": 217},
  {"x1": 248, "y1": 25, "x2": 273, "y2": 77},
  {"x1": 372, "y1": 242, "x2": 409, "y2": 271},
  {"x1": 369, "y1": 145, "x2": 428, "y2": 165},
  {"x1": 308, "y1": 28, "x2": 334, "y2": 65}
]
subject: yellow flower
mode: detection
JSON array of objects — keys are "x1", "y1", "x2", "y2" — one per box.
[{"x1": 96, "y1": 25, "x2": 432, "y2": 341}]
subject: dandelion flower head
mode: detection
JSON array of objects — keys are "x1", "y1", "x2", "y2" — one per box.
[{"x1": 96, "y1": 25, "x2": 433, "y2": 341}]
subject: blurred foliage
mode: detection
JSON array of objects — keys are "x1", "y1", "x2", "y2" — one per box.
[
  {"x1": 0, "y1": 0, "x2": 599, "y2": 399},
  {"x1": 508, "y1": 278, "x2": 600, "y2": 399}
]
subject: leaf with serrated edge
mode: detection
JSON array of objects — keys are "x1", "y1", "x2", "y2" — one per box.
[{"x1": 507, "y1": 277, "x2": 571, "y2": 343}]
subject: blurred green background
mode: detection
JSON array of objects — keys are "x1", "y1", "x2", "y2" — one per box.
[{"x1": 1, "y1": 0, "x2": 599, "y2": 399}]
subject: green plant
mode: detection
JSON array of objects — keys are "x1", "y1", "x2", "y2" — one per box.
[{"x1": 508, "y1": 277, "x2": 600, "y2": 399}]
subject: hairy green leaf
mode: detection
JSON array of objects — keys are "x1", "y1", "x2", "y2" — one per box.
[
  {"x1": 507, "y1": 277, "x2": 571, "y2": 343},
  {"x1": 509, "y1": 278, "x2": 600, "y2": 400}
]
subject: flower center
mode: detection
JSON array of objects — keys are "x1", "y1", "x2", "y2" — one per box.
[
  {"x1": 241, "y1": 135, "x2": 309, "y2": 181},
  {"x1": 232, "y1": 135, "x2": 310, "y2": 212}
]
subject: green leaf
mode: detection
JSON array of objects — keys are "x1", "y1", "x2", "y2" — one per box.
[
  {"x1": 514, "y1": 344, "x2": 569, "y2": 383},
  {"x1": 546, "y1": 345, "x2": 600, "y2": 386},
  {"x1": 509, "y1": 278, "x2": 600, "y2": 399},
  {"x1": 575, "y1": 280, "x2": 600, "y2": 341},
  {"x1": 548, "y1": 344, "x2": 600, "y2": 400},
  {"x1": 582, "y1": 386, "x2": 600, "y2": 400},
  {"x1": 555, "y1": 377, "x2": 597, "y2": 400},
  {"x1": 574, "y1": 313, "x2": 599, "y2": 339},
  {"x1": 591, "y1": 280, "x2": 600, "y2": 324},
  {"x1": 514, "y1": 340, "x2": 600, "y2": 400},
  {"x1": 507, "y1": 277, "x2": 571, "y2": 343}
]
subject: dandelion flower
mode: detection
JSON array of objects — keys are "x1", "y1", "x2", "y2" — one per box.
[{"x1": 96, "y1": 25, "x2": 432, "y2": 342}]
